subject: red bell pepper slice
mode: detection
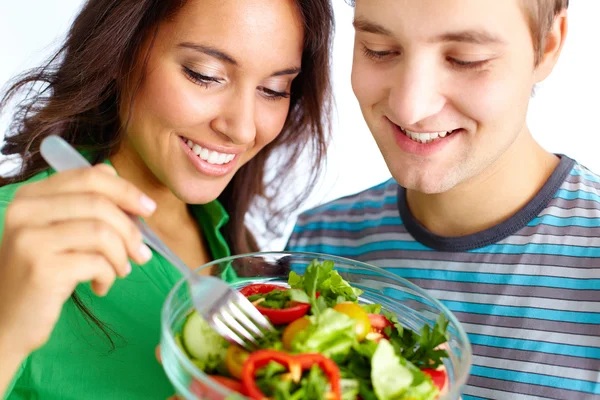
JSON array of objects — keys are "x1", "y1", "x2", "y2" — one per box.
[
  {"x1": 241, "y1": 350, "x2": 341, "y2": 400},
  {"x1": 239, "y1": 283, "x2": 311, "y2": 325}
]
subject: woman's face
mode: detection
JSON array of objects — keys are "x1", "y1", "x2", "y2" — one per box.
[{"x1": 119, "y1": 0, "x2": 304, "y2": 204}]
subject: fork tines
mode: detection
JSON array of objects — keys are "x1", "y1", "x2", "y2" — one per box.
[{"x1": 210, "y1": 293, "x2": 274, "y2": 350}]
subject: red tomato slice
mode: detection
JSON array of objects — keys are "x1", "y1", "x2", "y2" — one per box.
[
  {"x1": 239, "y1": 283, "x2": 285, "y2": 297},
  {"x1": 239, "y1": 283, "x2": 311, "y2": 325},
  {"x1": 368, "y1": 314, "x2": 393, "y2": 332},
  {"x1": 368, "y1": 314, "x2": 393, "y2": 330},
  {"x1": 365, "y1": 314, "x2": 394, "y2": 342},
  {"x1": 421, "y1": 368, "x2": 448, "y2": 392}
]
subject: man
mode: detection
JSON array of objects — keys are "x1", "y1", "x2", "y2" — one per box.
[{"x1": 287, "y1": 0, "x2": 600, "y2": 399}]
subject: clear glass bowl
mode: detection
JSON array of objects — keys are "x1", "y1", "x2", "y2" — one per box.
[{"x1": 161, "y1": 251, "x2": 471, "y2": 400}]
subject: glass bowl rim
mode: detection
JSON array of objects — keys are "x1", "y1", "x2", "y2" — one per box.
[{"x1": 161, "y1": 250, "x2": 472, "y2": 399}]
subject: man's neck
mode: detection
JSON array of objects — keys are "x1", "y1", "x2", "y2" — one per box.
[{"x1": 406, "y1": 128, "x2": 560, "y2": 237}]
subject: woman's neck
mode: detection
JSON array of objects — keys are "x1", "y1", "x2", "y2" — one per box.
[
  {"x1": 406, "y1": 127, "x2": 560, "y2": 237},
  {"x1": 109, "y1": 139, "x2": 213, "y2": 269},
  {"x1": 109, "y1": 141, "x2": 191, "y2": 235}
]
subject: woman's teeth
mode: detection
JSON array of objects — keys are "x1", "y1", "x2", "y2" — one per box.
[
  {"x1": 185, "y1": 139, "x2": 235, "y2": 165},
  {"x1": 402, "y1": 127, "x2": 454, "y2": 144}
]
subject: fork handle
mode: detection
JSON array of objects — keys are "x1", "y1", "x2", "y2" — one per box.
[
  {"x1": 133, "y1": 219, "x2": 197, "y2": 282},
  {"x1": 39, "y1": 135, "x2": 198, "y2": 283}
]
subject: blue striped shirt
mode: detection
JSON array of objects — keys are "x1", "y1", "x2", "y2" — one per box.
[{"x1": 286, "y1": 155, "x2": 600, "y2": 400}]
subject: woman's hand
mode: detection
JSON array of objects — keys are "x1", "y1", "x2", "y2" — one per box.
[{"x1": 0, "y1": 164, "x2": 156, "y2": 373}]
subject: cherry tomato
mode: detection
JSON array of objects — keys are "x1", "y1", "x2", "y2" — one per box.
[
  {"x1": 333, "y1": 302, "x2": 371, "y2": 341},
  {"x1": 225, "y1": 344, "x2": 249, "y2": 380},
  {"x1": 282, "y1": 316, "x2": 311, "y2": 350}
]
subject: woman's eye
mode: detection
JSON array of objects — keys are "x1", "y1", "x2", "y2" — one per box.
[
  {"x1": 260, "y1": 87, "x2": 291, "y2": 101},
  {"x1": 183, "y1": 66, "x2": 221, "y2": 88},
  {"x1": 447, "y1": 57, "x2": 489, "y2": 70},
  {"x1": 182, "y1": 66, "x2": 290, "y2": 101}
]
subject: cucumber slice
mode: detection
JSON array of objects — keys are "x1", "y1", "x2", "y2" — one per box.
[
  {"x1": 182, "y1": 311, "x2": 229, "y2": 370},
  {"x1": 174, "y1": 333, "x2": 187, "y2": 356}
]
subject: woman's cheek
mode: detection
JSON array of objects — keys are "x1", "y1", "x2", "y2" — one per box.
[
  {"x1": 141, "y1": 66, "x2": 216, "y2": 129},
  {"x1": 254, "y1": 100, "x2": 291, "y2": 147}
]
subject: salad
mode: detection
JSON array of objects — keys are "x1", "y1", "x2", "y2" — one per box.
[{"x1": 176, "y1": 260, "x2": 450, "y2": 400}]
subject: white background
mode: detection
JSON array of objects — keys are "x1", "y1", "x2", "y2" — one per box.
[{"x1": 1, "y1": 1, "x2": 599, "y2": 250}]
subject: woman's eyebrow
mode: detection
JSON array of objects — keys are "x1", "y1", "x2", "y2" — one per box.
[{"x1": 178, "y1": 42, "x2": 238, "y2": 65}]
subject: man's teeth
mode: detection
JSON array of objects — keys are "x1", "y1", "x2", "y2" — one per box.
[
  {"x1": 185, "y1": 139, "x2": 235, "y2": 165},
  {"x1": 403, "y1": 128, "x2": 452, "y2": 144}
]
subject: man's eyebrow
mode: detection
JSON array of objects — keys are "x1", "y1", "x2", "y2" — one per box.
[
  {"x1": 352, "y1": 17, "x2": 393, "y2": 37},
  {"x1": 352, "y1": 17, "x2": 505, "y2": 47},
  {"x1": 178, "y1": 42, "x2": 238, "y2": 65},
  {"x1": 430, "y1": 30, "x2": 506, "y2": 45}
]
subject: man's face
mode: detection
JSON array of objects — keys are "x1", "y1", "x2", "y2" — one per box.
[{"x1": 352, "y1": 0, "x2": 545, "y2": 194}]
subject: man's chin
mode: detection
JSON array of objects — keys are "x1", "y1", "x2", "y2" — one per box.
[{"x1": 391, "y1": 170, "x2": 456, "y2": 195}]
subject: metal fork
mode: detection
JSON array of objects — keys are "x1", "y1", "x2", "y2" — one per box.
[{"x1": 39, "y1": 135, "x2": 274, "y2": 349}]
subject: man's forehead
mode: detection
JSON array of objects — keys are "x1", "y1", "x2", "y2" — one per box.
[
  {"x1": 351, "y1": 0, "x2": 525, "y2": 45},
  {"x1": 353, "y1": 17, "x2": 507, "y2": 46}
]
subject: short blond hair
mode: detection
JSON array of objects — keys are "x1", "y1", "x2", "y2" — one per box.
[
  {"x1": 521, "y1": 0, "x2": 570, "y2": 65},
  {"x1": 346, "y1": 0, "x2": 570, "y2": 65}
]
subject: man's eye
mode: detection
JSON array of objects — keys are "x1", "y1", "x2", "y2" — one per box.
[
  {"x1": 447, "y1": 57, "x2": 489, "y2": 70},
  {"x1": 362, "y1": 47, "x2": 397, "y2": 61}
]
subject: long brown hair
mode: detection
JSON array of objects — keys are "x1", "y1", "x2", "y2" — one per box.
[{"x1": 0, "y1": 0, "x2": 333, "y2": 347}]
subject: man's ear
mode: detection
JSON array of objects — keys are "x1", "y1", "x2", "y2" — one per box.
[{"x1": 534, "y1": 9, "x2": 568, "y2": 83}]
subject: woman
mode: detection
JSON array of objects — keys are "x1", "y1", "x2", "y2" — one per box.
[{"x1": 0, "y1": 0, "x2": 333, "y2": 398}]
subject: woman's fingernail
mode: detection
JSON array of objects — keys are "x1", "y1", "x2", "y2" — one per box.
[
  {"x1": 125, "y1": 262, "x2": 132, "y2": 275},
  {"x1": 140, "y1": 195, "x2": 156, "y2": 213},
  {"x1": 140, "y1": 244, "x2": 153, "y2": 262}
]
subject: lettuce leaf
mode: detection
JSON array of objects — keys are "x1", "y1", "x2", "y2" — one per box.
[
  {"x1": 288, "y1": 259, "x2": 363, "y2": 316},
  {"x1": 255, "y1": 361, "x2": 332, "y2": 400},
  {"x1": 291, "y1": 308, "x2": 357, "y2": 358},
  {"x1": 371, "y1": 339, "x2": 413, "y2": 399}
]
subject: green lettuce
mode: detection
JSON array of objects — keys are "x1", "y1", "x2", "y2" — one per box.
[
  {"x1": 288, "y1": 259, "x2": 363, "y2": 315},
  {"x1": 371, "y1": 339, "x2": 413, "y2": 399},
  {"x1": 291, "y1": 308, "x2": 357, "y2": 359}
]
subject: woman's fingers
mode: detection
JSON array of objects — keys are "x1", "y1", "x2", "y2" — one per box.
[
  {"x1": 55, "y1": 252, "x2": 118, "y2": 296},
  {"x1": 15, "y1": 164, "x2": 156, "y2": 217},
  {"x1": 156, "y1": 345, "x2": 162, "y2": 364},
  {"x1": 5, "y1": 194, "x2": 151, "y2": 265},
  {"x1": 21, "y1": 220, "x2": 135, "y2": 279}
]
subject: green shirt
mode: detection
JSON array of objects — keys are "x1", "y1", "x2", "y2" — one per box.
[{"x1": 1, "y1": 167, "x2": 232, "y2": 400}]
